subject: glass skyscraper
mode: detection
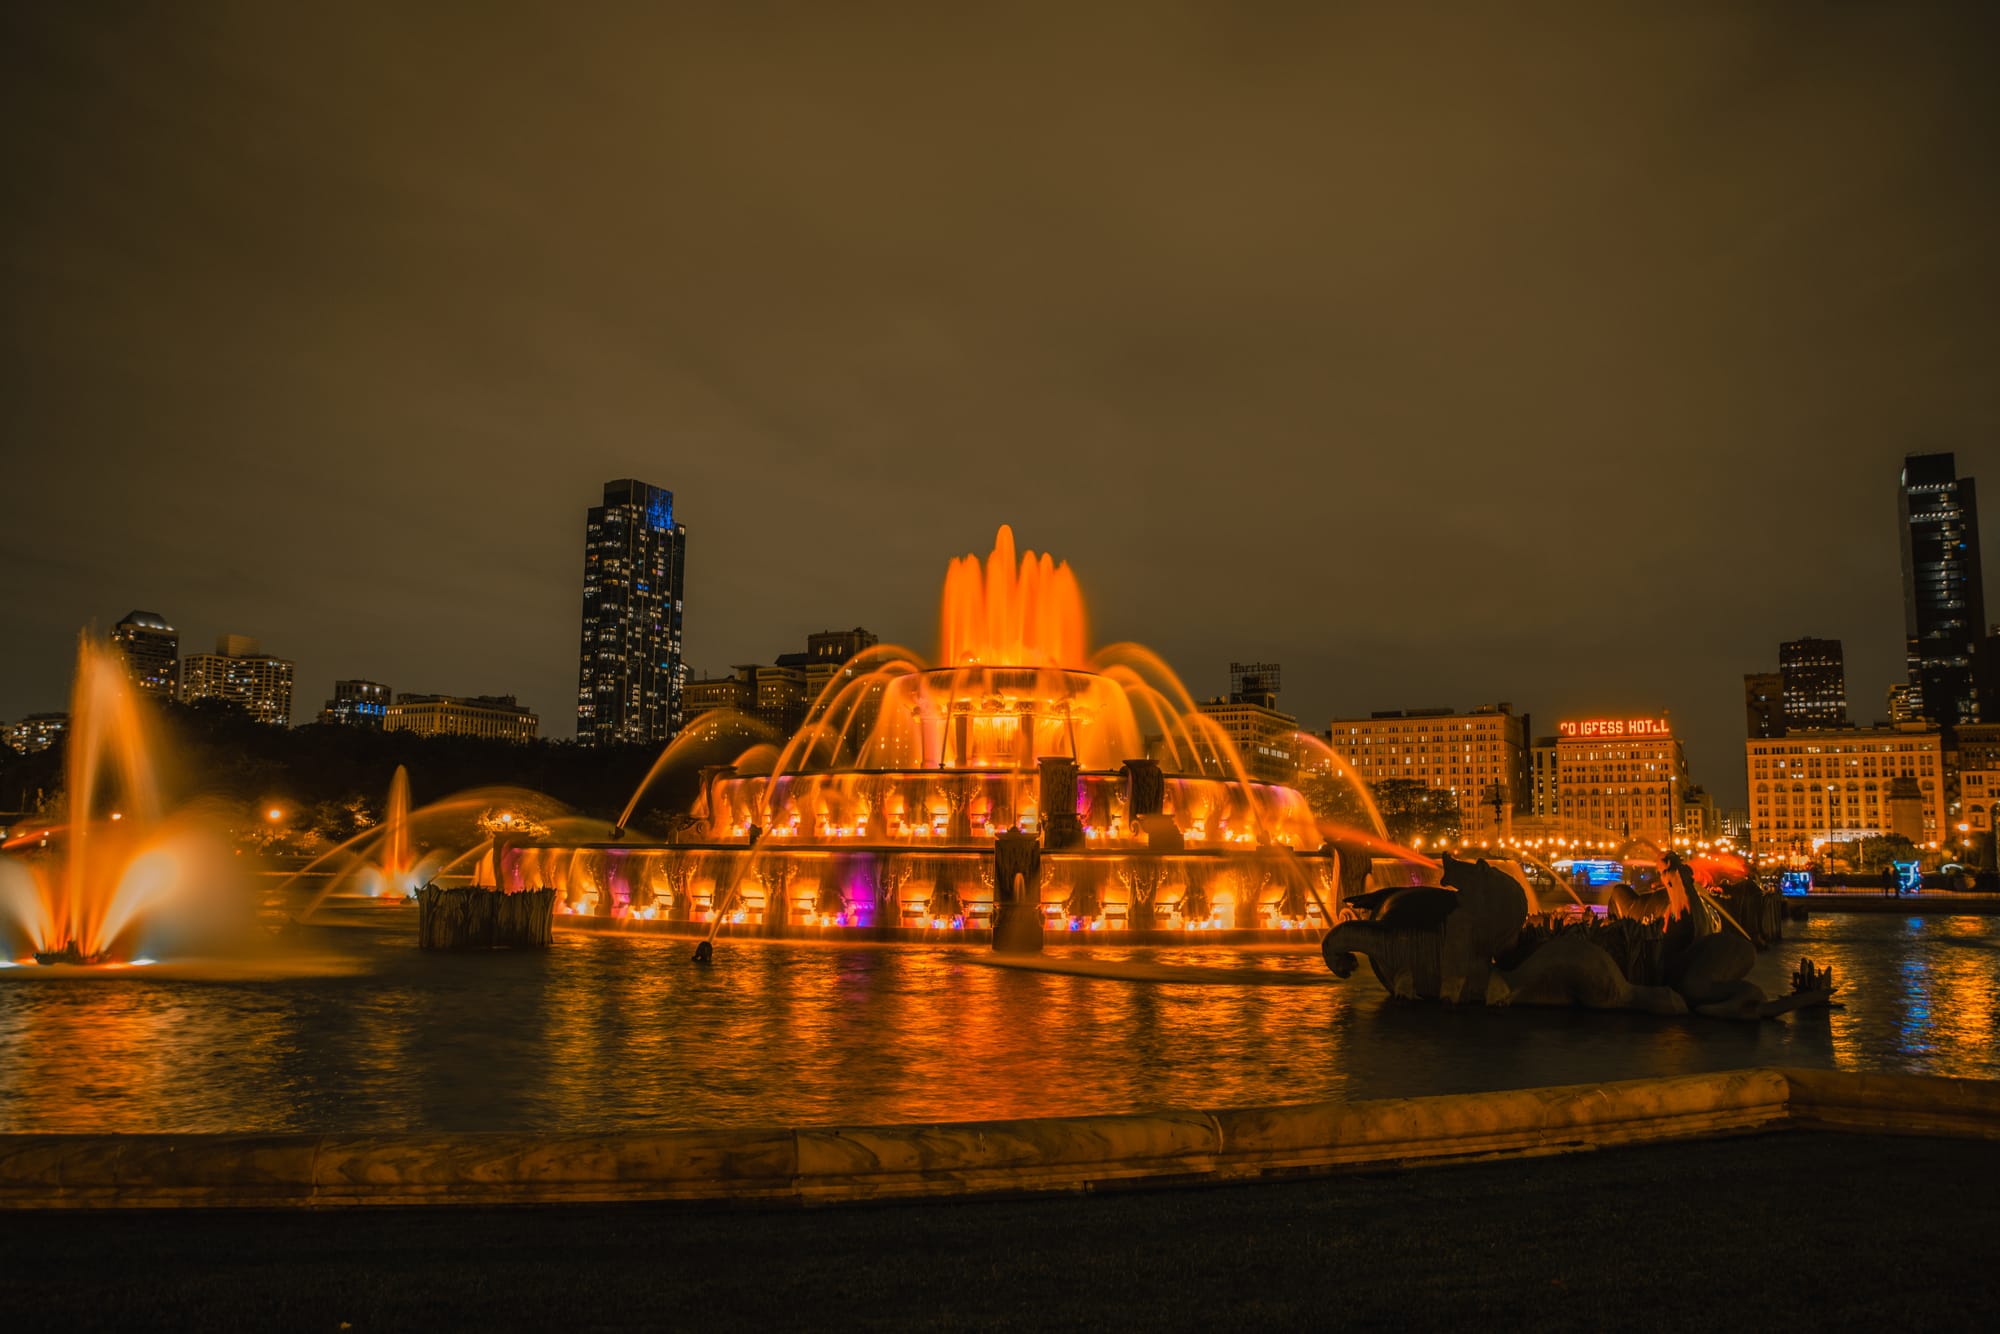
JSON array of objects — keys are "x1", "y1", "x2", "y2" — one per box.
[
  {"x1": 576, "y1": 479, "x2": 687, "y2": 746},
  {"x1": 1778, "y1": 636, "x2": 1847, "y2": 730},
  {"x1": 1898, "y1": 452, "x2": 1985, "y2": 725}
]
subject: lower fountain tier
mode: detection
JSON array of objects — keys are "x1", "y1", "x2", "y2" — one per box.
[
  {"x1": 698, "y1": 767, "x2": 1320, "y2": 849},
  {"x1": 503, "y1": 844, "x2": 1337, "y2": 933}
]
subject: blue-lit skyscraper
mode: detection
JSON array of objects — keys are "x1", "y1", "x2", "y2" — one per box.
[
  {"x1": 1898, "y1": 452, "x2": 1985, "y2": 724},
  {"x1": 577, "y1": 479, "x2": 688, "y2": 746}
]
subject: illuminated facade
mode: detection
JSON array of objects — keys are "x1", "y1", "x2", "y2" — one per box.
[
  {"x1": 684, "y1": 674, "x2": 754, "y2": 717},
  {"x1": 110, "y1": 611, "x2": 178, "y2": 701},
  {"x1": 577, "y1": 479, "x2": 687, "y2": 746},
  {"x1": 1555, "y1": 716, "x2": 1687, "y2": 845},
  {"x1": 793, "y1": 628, "x2": 880, "y2": 702},
  {"x1": 1745, "y1": 724, "x2": 1944, "y2": 857},
  {"x1": 1959, "y1": 767, "x2": 1998, "y2": 851},
  {"x1": 1325, "y1": 704, "x2": 1526, "y2": 839},
  {"x1": 745, "y1": 662, "x2": 810, "y2": 736},
  {"x1": 319, "y1": 679, "x2": 392, "y2": 728},
  {"x1": 686, "y1": 631, "x2": 882, "y2": 745},
  {"x1": 1198, "y1": 664, "x2": 1298, "y2": 784},
  {"x1": 1899, "y1": 452, "x2": 1984, "y2": 724},
  {"x1": 180, "y1": 636, "x2": 294, "y2": 726},
  {"x1": 6, "y1": 713, "x2": 68, "y2": 755},
  {"x1": 1679, "y1": 785, "x2": 1719, "y2": 842},
  {"x1": 385, "y1": 693, "x2": 539, "y2": 743},
  {"x1": 1530, "y1": 736, "x2": 1559, "y2": 817}
]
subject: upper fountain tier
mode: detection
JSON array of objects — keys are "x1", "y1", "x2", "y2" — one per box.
[
  {"x1": 694, "y1": 527, "x2": 1323, "y2": 849},
  {"x1": 767, "y1": 525, "x2": 1259, "y2": 780},
  {"x1": 939, "y1": 524, "x2": 1087, "y2": 670}
]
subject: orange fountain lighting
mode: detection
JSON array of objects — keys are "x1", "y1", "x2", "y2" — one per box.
[{"x1": 940, "y1": 525, "x2": 1087, "y2": 669}]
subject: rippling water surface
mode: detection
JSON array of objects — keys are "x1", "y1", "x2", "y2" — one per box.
[{"x1": 1, "y1": 911, "x2": 1992, "y2": 1133}]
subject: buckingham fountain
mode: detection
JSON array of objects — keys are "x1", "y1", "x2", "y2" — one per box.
[{"x1": 505, "y1": 526, "x2": 1350, "y2": 944}]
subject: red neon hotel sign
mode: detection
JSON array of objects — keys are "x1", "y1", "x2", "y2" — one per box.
[{"x1": 1559, "y1": 717, "x2": 1670, "y2": 738}]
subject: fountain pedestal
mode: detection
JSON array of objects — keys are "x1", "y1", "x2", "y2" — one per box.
[
  {"x1": 418, "y1": 885, "x2": 556, "y2": 950},
  {"x1": 992, "y1": 831, "x2": 1044, "y2": 954},
  {"x1": 1038, "y1": 757, "x2": 1084, "y2": 851},
  {"x1": 1122, "y1": 759, "x2": 1165, "y2": 823}
]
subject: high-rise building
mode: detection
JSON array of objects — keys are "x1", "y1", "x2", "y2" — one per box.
[
  {"x1": 384, "y1": 693, "x2": 539, "y2": 743},
  {"x1": 1198, "y1": 664, "x2": 1300, "y2": 784},
  {"x1": 1778, "y1": 637, "x2": 1847, "y2": 730},
  {"x1": 1324, "y1": 703, "x2": 1528, "y2": 839},
  {"x1": 1744, "y1": 672, "x2": 1785, "y2": 739},
  {"x1": 180, "y1": 635, "x2": 294, "y2": 726},
  {"x1": 1886, "y1": 683, "x2": 1918, "y2": 724},
  {"x1": 577, "y1": 480, "x2": 688, "y2": 746},
  {"x1": 319, "y1": 679, "x2": 392, "y2": 728},
  {"x1": 6, "y1": 713, "x2": 68, "y2": 755},
  {"x1": 1529, "y1": 735, "x2": 1560, "y2": 817},
  {"x1": 110, "y1": 611, "x2": 179, "y2": 700},
  {"x1": 1899, "y1": 452, "x2": 1985, "y2": 724}
]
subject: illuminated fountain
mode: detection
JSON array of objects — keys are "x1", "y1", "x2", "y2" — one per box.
[
  {"x1": 514, "y1": 526, "x2": 1348, "y2": 940},
  {"x1": 0, "y1": 637, "x2": 260, "y2": 969}
]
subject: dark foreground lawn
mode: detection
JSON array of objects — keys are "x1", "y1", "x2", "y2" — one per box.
[{"x1": 2, "y1": 1132, "x2": 1993, "y2": 1332}]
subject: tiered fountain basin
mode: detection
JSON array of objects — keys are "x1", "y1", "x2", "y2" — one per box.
[
  {"x1": 511, "y1": 752, "x2": 1338, "y2": 941},
  {"x1": 513, "y1": 840, "x2": 1337, "y2": 942},
  {"x1": 507, "y1": 526, "x2": 1356, "y2": 942}
]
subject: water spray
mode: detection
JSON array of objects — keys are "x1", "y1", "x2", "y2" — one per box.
[{"x1": 694, "y1": 823, "x2": 763, "y2": 963}]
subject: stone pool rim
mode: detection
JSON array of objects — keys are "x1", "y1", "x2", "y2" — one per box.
[{"x1": 1, "y1": 1066, "x2": 1993, "y2": 1210}]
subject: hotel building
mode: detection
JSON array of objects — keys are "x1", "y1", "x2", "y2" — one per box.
[
  {"x1": 1324, "y1": 703, "x2": 1526, "y2": 839},
  {"x1": 384, "y1": 693, "x2": 539, "y2": 743},
  {"x1": 1745, "y1": 724, "x2": 1945, "y2": 858},
  {"x1": 1198, "y1": 664, "x2": 1299, "y2": 785},
  {"x1": 1554, "y1": 715, "x2": 1687, "y2": 846}
]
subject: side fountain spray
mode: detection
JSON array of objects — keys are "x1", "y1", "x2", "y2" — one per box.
[{"x1": 1, "y1": 635, "x2": 252, "y2": 967}]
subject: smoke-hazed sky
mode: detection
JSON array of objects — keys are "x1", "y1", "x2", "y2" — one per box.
[{"x1": 4, "y1": 3, "x2": 1997, "y2": 805}]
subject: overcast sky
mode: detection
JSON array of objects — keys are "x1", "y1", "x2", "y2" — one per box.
[{"x1": 4, "y1": 2, "x2": 1997, "y2": 805}]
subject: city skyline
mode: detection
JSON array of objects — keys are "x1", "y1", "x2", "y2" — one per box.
[
  {"x1": 1, "y1": 456, "x2": 1984, "y2": 811},
  {"x1": 4, "y1": 5, "x2": 1999, "y2": 807}
]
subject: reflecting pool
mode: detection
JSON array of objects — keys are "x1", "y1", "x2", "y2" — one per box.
[{"x1": 0, "y1": 911, "x2": 1991, "y2": 1133}]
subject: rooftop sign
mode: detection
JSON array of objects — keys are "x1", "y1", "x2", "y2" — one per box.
[{"x1": 1559, "y1": 717, "x2": 1670, "y2": 738}]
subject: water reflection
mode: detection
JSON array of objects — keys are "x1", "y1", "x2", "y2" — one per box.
[{"x1": 0, "y1": 913, "x2": 1991, "y2": 1133}]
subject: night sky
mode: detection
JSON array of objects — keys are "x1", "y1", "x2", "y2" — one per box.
[{"x1": 5, "y1": 3, "x2": 1998, "y2": 805}]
